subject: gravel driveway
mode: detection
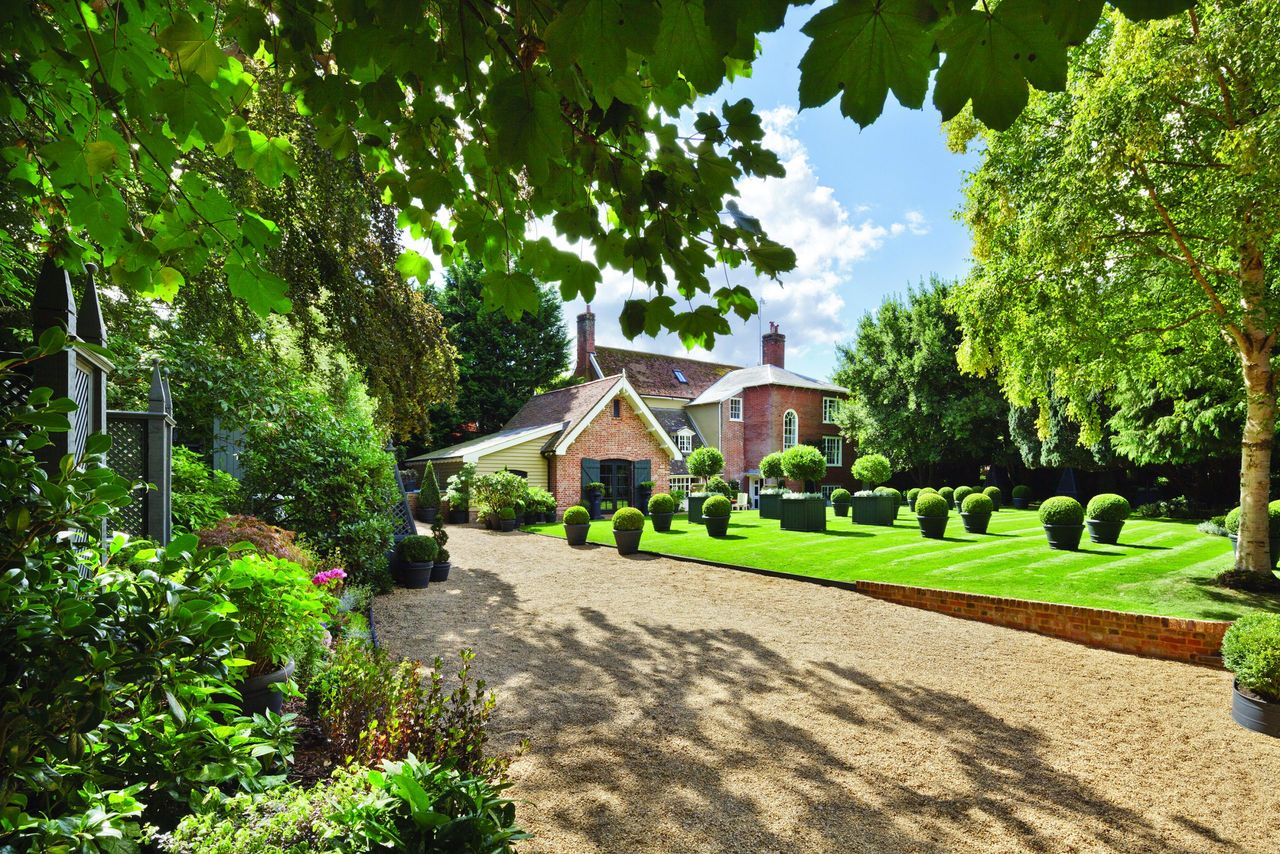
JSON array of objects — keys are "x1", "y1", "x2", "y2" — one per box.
[{"x1": 375, "y1": 527, "x2": 1280, "y2": 853}]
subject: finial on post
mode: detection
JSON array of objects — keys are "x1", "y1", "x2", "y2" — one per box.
[
  {"x1": 149, "y1": 361, "x2": 166, "y2": 414},
  {"x1": 32, "y1": 257, "x2": 77, "y2": 338},
  {"x1": 78, "y1": 263, "x2": 106, "y2": 347}
]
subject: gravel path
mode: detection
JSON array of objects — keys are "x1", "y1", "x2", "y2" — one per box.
[{"x1": 375, "y1": 527, "x2": 1280, "y2": 853}]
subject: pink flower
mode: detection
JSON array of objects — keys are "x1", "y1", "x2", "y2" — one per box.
[{"x1": 311, "y1": 567, "x2": 347, "y2": 587}]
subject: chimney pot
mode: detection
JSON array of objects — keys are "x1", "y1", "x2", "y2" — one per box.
[
  {"x1": 575, "y1": 308, "x2": 596, "y2": 379},
  {"x1": 761, "y1": 323, "x2": 785, "y2": 368}
]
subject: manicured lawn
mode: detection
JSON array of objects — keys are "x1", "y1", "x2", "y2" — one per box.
[{"x1": 527, "y1": 507, "x2": 1280, "y2": 620}]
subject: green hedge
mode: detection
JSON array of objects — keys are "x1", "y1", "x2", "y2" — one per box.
[
  {"x1": 1012, "y1": 485, "x2": 1032, "y2": 499},
  {"x1": 953, "y1": 486, "x2": 974, "y2": 506}
]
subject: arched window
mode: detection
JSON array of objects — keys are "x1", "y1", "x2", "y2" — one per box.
[{"x1": 782, "y1": 410, "x2": 798, "y2": 450}]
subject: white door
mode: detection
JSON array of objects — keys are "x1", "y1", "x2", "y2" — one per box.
[{"x1": 749, "y1": 476, "x2": 760, "y2": 509}]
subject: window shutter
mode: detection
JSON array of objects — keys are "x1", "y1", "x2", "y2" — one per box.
[
  {"x1": 633, "y1": 459, "x2": 651, "y2": 486},
  {"x1": 581, "y1": 458, "x2": 600, "y2": 492}
]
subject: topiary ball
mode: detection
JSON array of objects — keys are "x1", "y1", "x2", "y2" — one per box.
[
  {"x1": 915, "y1": 492, "x2": 949, "y2": 518},
  {"x1": 648, "y1": 493, "x2": 675, "y2": 515},
  {"x1": 702, "y1": 494, "x2": 731, "y2": 517},
  {"x1": 563, "y1": 505, "x2": 590, "y2": 525},
  {"x1": 938, "y1": 487, "x2": 955, "y2": 506},
  {"x1": 1012, "y1": 485, "x2": 1032, "y2": 499},
  {"x1": 961, "y1": 493, "x2": 994, "y2": 516},
  {"x1": 1221, "y1": 611, "x2": 1280, "y2": 702},
  {"x1": 876, "y1": 486, "x2": 902, "y2": 506},
  {"x1": 983, "y1": 486, "x2": 1002, "y2": 508},
  {"x1": 831, "y1": 488, "x2": 851, "y2": 503},
  {"x1": 398, "y1": 534, "x2": 438, "y2": 564},
  {"x1": 1086, "y1": 494, "x2": 1131, "y2": 523},
  {"x1": 612, "y1": 507, "x2": 645, "y2": 531},
  {"x1": 920, "y1": 487, "x2": 939, "y2": 495},
  {"x1": 1224, "y1": 501, "x2": 1280, "y2": 537},
  {"x1": 906, "y1": 488, "x2": 921, "y2": 501},
  {"x1": 851, "y1": 453, "x2": 892, "y2": 487},
  {"x1": 686, "y1": 446, "x2": 726, "y2": 480},
  {"x1": 1038, "y1": 496, "x2": 1084, "y2": 526},
  {"x1": 1226, "y1": 507, "x2": 1241, "y2": 534},
  {"x1": 782, "y1": 444, "x2": 828, "y2": 486},
  {"x1": 954, "y1": 486, "x2": 975, "y2": 506}
]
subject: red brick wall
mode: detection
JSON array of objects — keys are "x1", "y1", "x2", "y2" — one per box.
[
  {"x1": 855, "y1": 581, "x2": 1228, "y2": 665},
  {"x1": 550, "y1": 392, "x2": 671, "y2": 511},
  {"x1": 720, "y1": 398, "x2": 745, "y2": 488},
  {"x1": 738, "y1": 385, "x2": 854, "y2": 491}
]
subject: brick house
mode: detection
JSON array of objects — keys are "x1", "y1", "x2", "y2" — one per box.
[{"x1": 411, "y1": 309, "x2": 855, "y2": 513}]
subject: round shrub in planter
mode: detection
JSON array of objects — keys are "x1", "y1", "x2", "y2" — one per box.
[
  {"x1": 914, "y1": 492, "x2": 949, "y2": 539},
  {"x1": 938, "y1": 486, "x2": 955, "y2": 509},
  {"x1": 984, "y1": 485, "x2": 1002, "y2": 511},
  {"x1": 906, "y1": 487, "x2": 921, "y2": 511},
  {"x1": 780, "y1": 445, "x2": 829, "y2": 532},
  {"x1": 1225, "y1": 502, "x2": 1280, "y2": 571},
  {"x1": 1222, "y1": 612, "x2": 1280, "y2": 738},
  {"x1": 497, "y1": 506, "x2": 517, "y2": 532},
  {"x1": 1011, "y1": 484, "x2": 1032, "y2": 509},
  {"x1": 1085, "y1": 494, "x2": 1131, "y2": 544},
  {"x1": 1039, "y1": 496, "x2": 1084, "y2": 550},
  {"x1": 851, "y1": 453, "x2": 892, "y2": 489},
  {"x1": 612, "y1": 507, "x2": 646, "y2": 555},
  {"x1": 959, "y1": 492, "x2": 994, "y2": 535},
  {"x1": 954, "y1": 486, "x2": 975, "y2": 507},
  {"x1": 702, "y1": 494, "x2": 732, "y2": 537},
  {"x1": 432, "y1": 548, "x2": 451, "y2": 582},
  {"x1": 397, "y1": 534, "x2": 438, "y2": 590},
  {"x1": 563, "y1": 505, "x2": 591, "y2": 546},
  {"x1": 759, "y1": 452, "x2": 786, "y2": 519},
  {"x1": 831, "y1": 488, "x2": 852, "y2": 517},
  {"x1": 649, "y1": 492, "x2": 676, "y2": 532}
]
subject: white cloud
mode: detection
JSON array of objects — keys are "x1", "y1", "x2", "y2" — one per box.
[{"x1": 904, "y1": 209, "x2": 930, "y2": 235}]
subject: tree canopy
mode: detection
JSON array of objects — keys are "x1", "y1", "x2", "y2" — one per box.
[{"x1": 2, "y1": 0, "x2": 1193, "y2": 348}]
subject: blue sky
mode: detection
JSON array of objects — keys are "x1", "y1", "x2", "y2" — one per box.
[{"x1": 566, "y1": 6, "x2": 979, "y2": 381}]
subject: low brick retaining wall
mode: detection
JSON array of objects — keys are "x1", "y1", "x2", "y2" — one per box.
[{"x1": 853, "y1": 581, "x2": 1230, "y2": 666}]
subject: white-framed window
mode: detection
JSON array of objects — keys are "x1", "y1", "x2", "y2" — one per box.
[
  {"x1": 820, "y1": 484, "x2": 838, "y2": 502},
  {"x1": 676, "y1": 429, "x2": 694, "y2": 454},
  {"x1": 822, "y1": 436, "x2": 842, "y2": 467},
  {"x1": 728, "y1": 397, "x2": 742, "y2": 421},
  {"x1": 823, "y1": 397, "x2": 840, "y2": 424},
  {"x1": 782, "y1": 409, "x2": 798, "y2": 450}
]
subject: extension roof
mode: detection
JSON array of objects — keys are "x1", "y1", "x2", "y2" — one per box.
[{"x1": 688, "y1": 364, "x2": 847, "y2": 405}]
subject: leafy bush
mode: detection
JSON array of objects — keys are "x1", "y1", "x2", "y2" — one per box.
[
  {"x1": 563, "y1": 505, "x2": 590, "y2": 525},
  {"x1": 830, "y1": 488, "x2": 851, "y2": 503},
  {"x1": 1224, "y1": 501, "x2": 1280, "y2": 536},
  {"x1": 612, "y1": 507, "x2": 645, "y2": 530},
  {"x1": 171, "y1": 445, "x2": 241, "y2": 531},
  {"x1": 648, "y1": 493, "x2": 675, "y2": 514},
  {"x1": 914, "y1": 492, "x2": 949, "y2": 518},
  {"x1": 961, "y1": 493, "x2": 994, "y2": 516},
  {"x1": 1012, "y1": 485, "x2": 1032, "y2": 499},
  {"x1": 1198, "y1": 519, "x2": 1230, "y2": 537},
  {"x1": 906, "y1": 488, "x2": 921, "y2": 501},
  {"x1": 586, "y1": 480, "x2": 606, "y2": 492},
  {"x1": 706, "y1": 474, "x2": 735, "y2": 498},
  {"x1": 497, "y1": 507, "x2": 516, "y2": 521},
  {"x1": 1221, "y1": 612, "x2": 1280, "y2": 702},
  {"x1": 639, "y1": 480, "x2": 656, "y2": 489},
  {"x1": 525, "y1": 485, "x2": 556, "y2": 512},
  {"x1": 1225, "y1": 507, "x2": 1241, "y2": 534},
  {"x1": 953, "y1": 486, "x2": 974, "y2": 506},
  {"x1": 686, "y1": 446, "x2": 725, "y2": 481},
  {"x1": 702, "y1": 495, "x2": 731, "y2": 517},
  {"x1": 1086, "y1": 494, "x2": 1131, "y2": 522},
  {"x1": 1038, "y1": 496, "x2": 1084, "y2": 526},
  {"x1": 669, "y1": 489, "x2": 687, "y2": 507},
  {"x1": 851, "y1": 453, "x2": 891, "y2": 487},
  {"x1": 474, "y1": 469, "x2": 529, "y2": 513},
  {"x1": 445, "y1": 463, "x2": 476, "y2": 510},
  {"x1": 759, "y1": 451, "x2": 785, "y2": 482},
  {"x1": 781, "y1": 444, "x2": 827, "y2": 487},
  {"x1": 399, "y1": 535, "x2": 439, "y2": 564},
  {"x1": 197, "y1": 514, "x2": 314, "y2": 566},
  {"x1": 983, "y1": 486, "x2": 1002, "y2": 506},
  {"x1": 419, "y1": 461, "x2": 442, "y2": 509},
  {"x1": 223, "y1": 554, "x2": 332, "y2": 676}
]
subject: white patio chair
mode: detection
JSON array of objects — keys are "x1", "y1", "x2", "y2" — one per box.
[{"x1": 733, "y1": 492, "x2": 750, "y2": 511}]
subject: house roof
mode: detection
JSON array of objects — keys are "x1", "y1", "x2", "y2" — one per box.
[
  {"x1": 591, "y1": 345, "x2": 740, "y2": 399},
  {"x1": 649, "y1": 409, "x2": 703, "y2": 475},
  {"x1": 501, "y1": 375, "x2": 623, "y2": 447},
  {"x1": 405, "y1": 422, "x2": 564, "y2": 464},
  {"x1": 688, "y1": 364, "x2": 848, "y2": 405}
]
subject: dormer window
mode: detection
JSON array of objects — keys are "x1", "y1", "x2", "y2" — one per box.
[
  {"x1": 673, "y1": 369, "x2": 688, "y2": 385},
  {"x1": 676, "y1": 429, "x2": 694, "y2": 453}
]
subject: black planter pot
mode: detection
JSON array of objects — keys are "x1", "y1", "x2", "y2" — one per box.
[
  {"x1": 587, "y1": 491, "x2": 603, "y2": 519},
  {"x1": 499, "y1": 519, "x2": 516, "y2": 532},
  {"x1": 780, "y1": 496, "x2": 826, "y2": 532},
  {"x1": 416, "y1": 505, "x2": 438, "y2": 523},
  {"x1": 1227, "y1": 534, "x2": 1280, "y2": 570},
  {"x1": 238, "y1": 659, "x2": 296, "y2": 716},
  {"x1": 1012, "y1": 496, "x2": 1030, "y2": 510},
  {"x1": 758, "y1": 492, "x2": 782, "y2": 520},
  {"x1": 1232, "y1": 681, "x2": 1280, "y2": 738},
  {"x1": 637, "y1": 488, "x2": 652, "y2": 514},
  {"x1": 705, "y1": 514, "x2": 730, "y2": 537},
  {"x1": 907, "y1": 498, "x2": 916, "y2": 512},
  {"x1": 651, "y1": 512, "x2": 673, "y2": 532},
  {"x1": 688, "y1": 494, "x2": 708, "y2": 524},
  {"x1": 852, "y1": 494, "x2": 895, "y2": 526},
  {"x1": 916, "y1": 514, "x2": 948, "y2": 539},
  {"x1": 513, "y1": 512, "x2": 525, "y2": 526},
  {"x1": 430, "y1": 560, "x2": 451, "y2": 582},
  {"x1": 1043, "y1": 524, "x2": 1084, "y2": 550},
  {"x1": 565, "y1": 522, "x2": 590, "y2": 546},
  {"x1": 960, "y1": 512, "x2": 990, "y2": 535},
  {"x1": 1086, "y1": 519, "x2": 1125, "y2": 545},
  {"x1": 833, "y1": 501, "x2": 850, "y2": 517},
  {"x1": 614, "y1": 528, "x2": 643, "y2": 555},
  {"x1": 400, "y1": 560, "x2": 433, "y2": 589}
]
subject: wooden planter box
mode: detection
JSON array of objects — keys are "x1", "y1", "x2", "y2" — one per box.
[
  {"x1": 780, "y1": 495, "x2": 826, "y2": 532},
  {"x1": 758, "y1": 492, "x2": 782, "y2": 520},
  {"x1": 688, "y1": 494, "x2": 708, "y2": 524},
  {"x1": 852, "y1": 494, "x2": 895, "y2": 526}
]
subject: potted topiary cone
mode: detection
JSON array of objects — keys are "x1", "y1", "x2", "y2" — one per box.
[
  {"x1": 1039, "y1": 496, "x2": 1085, "y2": 550},
  {"x1": 1225, "y1": 501, "x2": 1280, "y2": 570},
  {"x1": 758, "y1": 451, "x2": 786, "y2": 520},
  {"x1": 417, "y1": 461, "x2": 441, "y2": 523},
  {"x1": 780, "y1": 445, "x2": 828, "y2": 532},
  {"x1": 959, "y1": 492, "x2": 993, "y2": 534},
  {"x1": 648, "y1": 492, "x2": 676, "y2": 532},
  {"x1": 1222, "y1": 612, "x2": 1280, "y2": 738},
  {"x1": 686, "y1": 446, "x2": 725, "y2": 524},
  {"x1": 612, "y1": 507, "x2": 645, "y2": 555},
  {"x1": 851, "y1": 453, "x2": 894, "y2": 525},
  {"x1": 397, "y1": 534, "x2": 438, "y2": 589},
  {"x1": 914, "y1": 492, "x2": 949, "y2": 539},
  {"x1": 702, "y1": 494, "x2": 732, "y2": 537},
  {"x1": 563, "y1": 505, "x2": 591, "y2": 546},
  {"x1": 1085, "y1": 494, "x2": 1131, "y2": 544},
  {"x1": 983, "y1": 486, "x2": 1002, "y2": 511},
  {"x1": 1011, "y1": 484, "x2": 1032, "y2": 510},
  {"x1": 830, "y1": 488, "x2": 852, "y2": 517}
]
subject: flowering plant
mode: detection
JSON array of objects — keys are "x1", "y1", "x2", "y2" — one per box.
[{"x1": 312, "y1": 567, "x2": 348, "y2": 589}]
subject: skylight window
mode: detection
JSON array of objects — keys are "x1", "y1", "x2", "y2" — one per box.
[{"x1": 673, "y1": 369, "x2": 688, "y2": 384}]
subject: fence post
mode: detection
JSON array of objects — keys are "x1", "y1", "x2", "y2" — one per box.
[{"x1": 146, "y1": 364, "x2": 175, "y2": 544}]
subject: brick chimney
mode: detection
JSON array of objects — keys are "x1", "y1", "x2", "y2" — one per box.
[
  {"x1": 761, "y1": 322, "x2": 785, "y2": 368},
  {"x1": 575, "y1": 307, "x2": 596, "y2": 378}
]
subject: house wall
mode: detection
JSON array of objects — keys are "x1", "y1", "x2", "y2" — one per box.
[
  {"x1": 474, "y1": 434, "x2": 550, "y2": 490},
  {"x1": 550, "y1": 391, "x2": 672, "y2": 510},
  {"x1": 686, "y1": 402, "x2": 720, "y2": 450},
  {"x1": 719, "y1": 396, "x2": 745, "y2": 488},
  {"x1": 641, "y1": 395, "x2": 688, "y2": 410},
  {"x1": 740, "y1": 386, "x2": 855, "y2": 492}
]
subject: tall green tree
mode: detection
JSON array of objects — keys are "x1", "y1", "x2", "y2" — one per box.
[
  {"x1": 424, "y1": 262, "x2": 569, "y2": 448},
  {"x1": 1, "y1": 0, "x2": 1192, "y2": 347},
  {"x1": 949, "y1": 2, "x2": 1280, "y2": 588},
  {"x1": 833, "y1": 278, "x2": 1010, "y2": 484}
]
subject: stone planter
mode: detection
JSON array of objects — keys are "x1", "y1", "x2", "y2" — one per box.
[
  {"x1": 688, "y1": 494, "x2": 708, "y2": 525},
  {"x1": 430, "y1": 559, "x2": 451, "y2": 582},
  {"x1": 1232, "y1": 681, "x2": 1280, "y2": 738},
  {"x1": 565, "y1": 523, "x2": 590, "y2": 546},
  {"x1": 705, "y1": 514, "x2": 730, "y2": 537},
  {"x1": 852, "y1": 494, "x2": 895, "y2": 526},
  {"x1": 1043, "y1": 523, "x2": 1084, "y2": 551},
  {"x1": 1227, "y1": 534, "x2": 1280, "y2": 569},
  {"x1": 758, "y1": 492, "x2": 782, "y2": 520},
  {"x1": 399, "y1": 560, "x2": 433, "y2": 589},
  {"x1": 614, "y1": 528, "x2": 643, "y2": 555},
  {"x1": 780, "y1": 496, "x2": 826, "y2": 532},
  {"x1": 1086, "y1": 519, "x2": 1125, "y2": 545},
  {"x1": 651, "y1": 512, "x2": 673, "y2": 532},
  {"x1": 238, "y1": 659, "x2": 295, "y2": 716},
  {"x1": 916, "y1": 515, "x2": 947, "y2": 539},
  {"x1": 833, "y1": 501, "x2": 850, "y2": 517},
  {"x1": 960, "y1": 512, "x2": 990, "y2": 534}
]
